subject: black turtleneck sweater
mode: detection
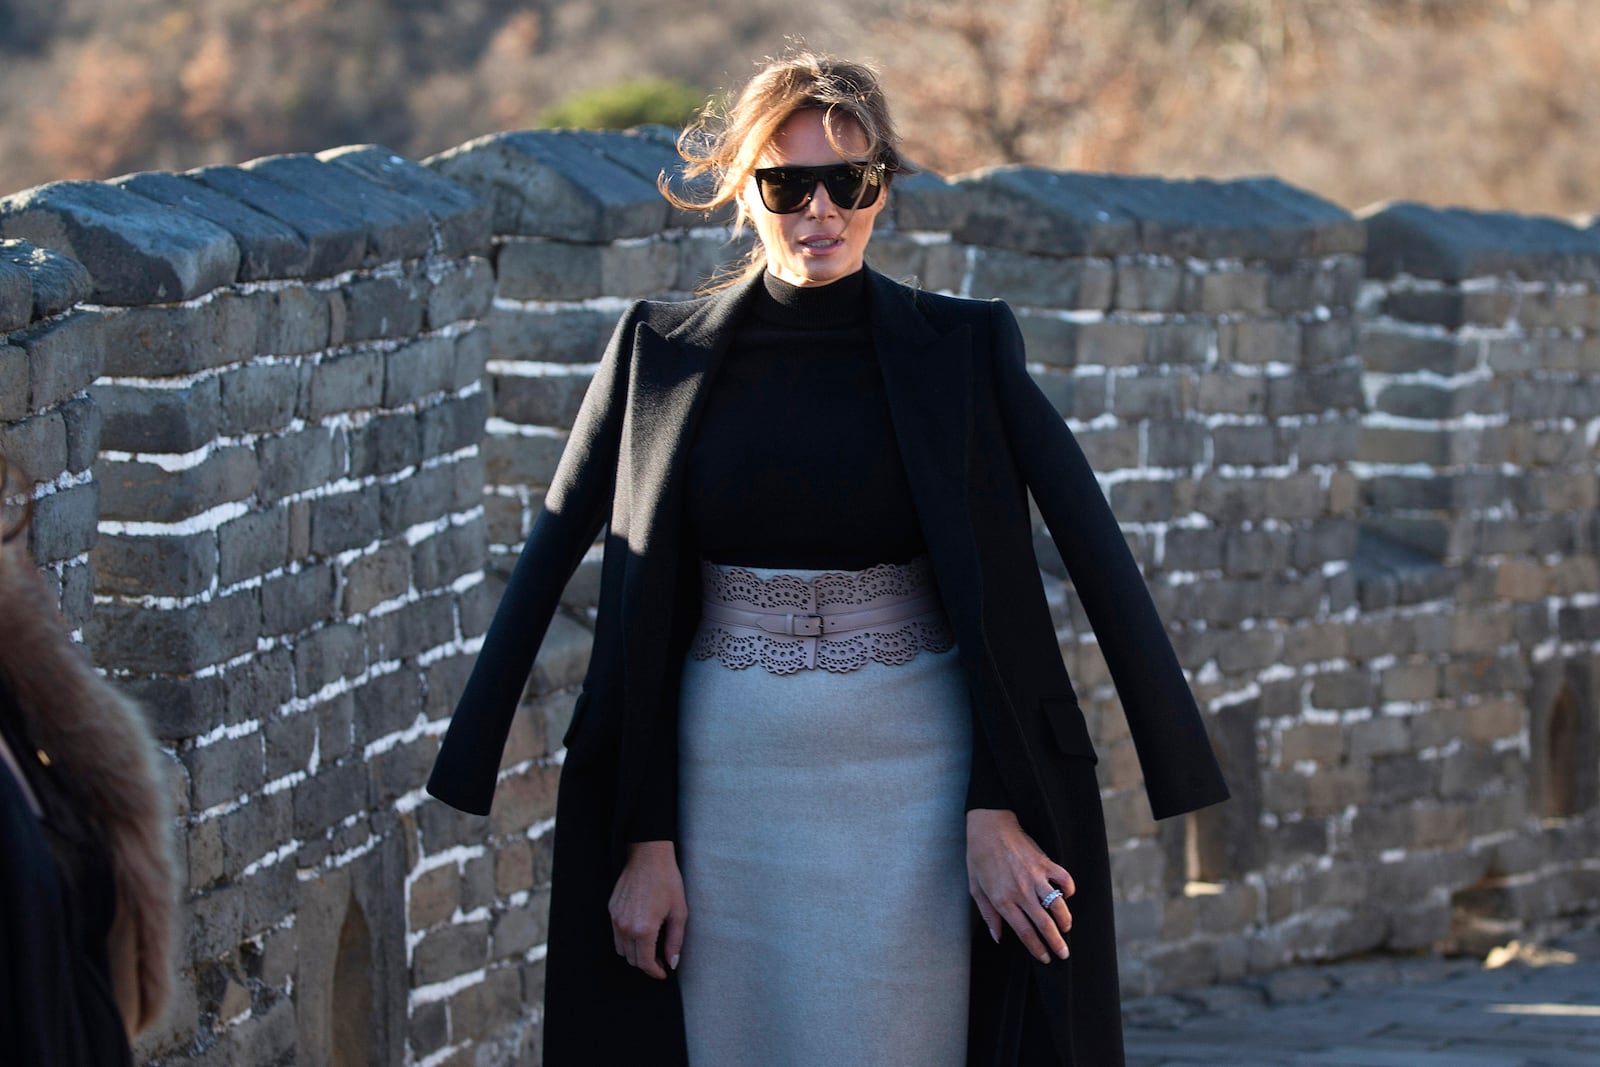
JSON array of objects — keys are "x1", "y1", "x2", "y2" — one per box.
[{"x1": 685, "y1": 268, "x2": 926, "y2": 570}]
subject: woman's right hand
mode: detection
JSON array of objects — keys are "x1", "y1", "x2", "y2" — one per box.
[{"x1": 608, "y1": 839, "x2": 687, "y2": 979}]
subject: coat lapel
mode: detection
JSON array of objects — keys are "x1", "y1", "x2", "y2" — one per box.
[
  {"x1": 868, "y1": 271, "x2": 974, "y2": 502},
  {"x1": 614, "y1": 274, "x2": 763, "y2": 821}
]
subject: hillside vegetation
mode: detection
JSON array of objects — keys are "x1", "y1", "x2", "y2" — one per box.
[{"x1": 1, "y1": 0, "x2": 1595, "y2": 216}]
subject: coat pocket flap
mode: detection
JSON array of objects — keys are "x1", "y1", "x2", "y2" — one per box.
[{"x1": 1041, "y1": 697, "x2": 1098, "y2": 761}]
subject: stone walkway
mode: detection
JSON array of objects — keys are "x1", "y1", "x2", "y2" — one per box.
[{"x1": 1123, "y1": 927, "x2": 1600, "y2": 1066}]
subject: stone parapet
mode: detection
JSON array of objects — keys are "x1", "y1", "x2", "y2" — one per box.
[{"x1": 1, "y1": 136, "x2": 1597, "y2": 1064}]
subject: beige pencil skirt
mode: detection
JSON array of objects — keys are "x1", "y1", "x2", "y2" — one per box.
[{"x1": 675, "y1": 561, "x2": 972, "y2": 1067}]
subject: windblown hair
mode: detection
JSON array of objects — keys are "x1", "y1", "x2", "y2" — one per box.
[
  {"x1": 0, "y1": 451, "x2": 176, "y2": 1036},
  {"x1": 662, "y1": 48, "x2": 912, "y2": 289}
]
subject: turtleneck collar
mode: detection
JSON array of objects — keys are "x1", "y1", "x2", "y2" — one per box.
[{"x1": 753, "y1": 267, "x2": 870, "y2": 329}]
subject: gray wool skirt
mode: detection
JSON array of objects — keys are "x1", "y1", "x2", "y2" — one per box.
[{"x1": 676, "y1": 561, "x2": 973, "y2": 1067}]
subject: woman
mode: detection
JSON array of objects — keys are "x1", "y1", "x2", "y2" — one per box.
[
  {"x1": 428, "y1": 51, "x2": 1228, "y2": 1065},
  {"x1": 0, "y1": 454, "x2": 176, "y2": 1065}
]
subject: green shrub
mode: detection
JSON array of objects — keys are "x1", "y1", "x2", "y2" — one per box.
[{"x1": 537, "y1": 78, "x2": 704, "y2": 131}]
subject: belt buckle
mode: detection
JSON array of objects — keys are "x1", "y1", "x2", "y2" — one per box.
[{"x1": 791, "y1": 612, "x2": 824, "y2": 638}]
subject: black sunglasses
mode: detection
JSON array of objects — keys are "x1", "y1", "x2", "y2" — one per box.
[{"x1": 752, "y1": 162, "x2": 887, "y2": 214}]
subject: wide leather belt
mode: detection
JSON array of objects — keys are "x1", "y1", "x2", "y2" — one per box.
[
  {"x1": 690, "y1": 558, "x2": 957, "y2": 674},
  {"x1": 698, "y1": 593, "x2": 945, "y2": 638}
]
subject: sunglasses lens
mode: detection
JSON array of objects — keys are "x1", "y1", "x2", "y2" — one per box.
[
  {"x1": 756, "y1": 165, "x2": 881, "y2": 213},
  {"x1": 759, "y1": 174, "x2": 813, "y2": 213},
  {"x1": 826, "y1": 168, "x2": 880, "y2": 209}
]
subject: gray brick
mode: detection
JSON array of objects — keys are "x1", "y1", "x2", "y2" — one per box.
[
  {"x1": 352, "y1": 668, "x2": 424, "y2": 749},
  {"x1": 1211, "y1": 424, "x2": 1279, "y2": 467},
  {"x1": 219, "y1": 791, "x2": 293, "y2": 879},
  {"x1": 1196, "y1": 371, "x2": 1268, "y2": 415},
  {"x1": 348, "y1": 410, "x2": 422, "y2": 478},
  {"x1": 1357, "y1": 326, "x2": 1469, "y2": 378},
  {"x1": 382, "y1": 335, "x2": 456, "y2": 407},
  {"x1": 601, "y1": 239, "x2": 680, "y2": 298},
  {"x1": 59, "y1": 395, "x2": 98, "y2": 472},
  {"x1": 217, "y1": 507, "x2": 290, "y2": 585},
  {"x1": 304, "y1": 348, "x2": 383, "y2": 419},
  {"x1": 86, "y1": 591, "x2": 260, "y2": 675},
  {"x1": 341, "y1": 542, "x2": 412, "y2": 616},
  {"x1": 367, "y1": 594, "x2": 456, "y2": 660},
  {"x1": 411, "y1": 921, "x2": 489, "y2": 987},
  {"x1": 92, "y1": 530, "x2": 218, "y2": 598},
  {"x1": 218, "y1": 362, "x2": 301, "y2": 436},
  {"x1": 1222, "y1": 317, "x2": 1299, "y2": 365},
  {"x1": 451, "y1": 327, "x2": 490, "y2": 393},
  {"x1": 1144, "y1": 322, "x2": 1212, "y2": 366},
  {"x1": 1267, "y1": 365, "x2": 1362, "y2": 418},
  {"x1": 368, "y1": 732, "x2": 438, "y2": 806},
  {"x1": 308, "y1": 486, "x2": 381, "y2": 557},
  {"x1": 257, "y1": 285, "x2": 333, "y2": 355},
  {"x1": 1181, "y1": 266, "x2": 1269, "y2": 313},
  {"x1": 966, "y1": 248, "x2": 1114, "y2": 309},
  {"x1": 97, "y1": 447, "x2": 257, "y2": 524},
  {"x1": 1110, "y1": 479, "x2": 1176, "y2": 522},
  {"x1": 411, "y1": 516, "x2": 486, "y2": 592},
  {"x1": 101, "y1": 295, "x2": 260, "y2": 378},
  {"x1": 292, "y1": 757, "x2": 369, "y2": 839},
  {"x1": 27, "y1": 480, "x2": 98, "y2": 563},
  {"x1": 426, "y1": 256, "x2": 495, "y2": 327},
  {"x1": 224, "y1": 650, "x2": 295, "y2": 730},
  {"x1": 260, "y1": 564, "x2": 336, "y2": 635},
  {"x1": 182, "y1": 730, "x2": 266, "y2": 810},
  {"x1": 486, "y1": 303, "x2": 618, "y2": 365},
  {"x1": 121, "y1": 674, "x2": 228, "y2": 742},
  {"x1": 293, "y1": 622, "x2": 367, "y2": 698},
  {"x1": 0, "y1": 343, "x2": 26, "y2": 422},
  {"x1": 1145, "y1": 419, "x2": 1203, "y2": 470},
  {"x1": 14, "y1": 311, "x2": 105, "y2": 412},
  {"x1": 341, "y1": 274, "x2": 424, "y2": 342},
  {"x1": 497, "y1": 239, "x2": 601, "y2": 301},
  {"x1": 95, "y1": 378, "x2": 221, "y2": 454},
  {"x1": 255, "y1": 429, "x2": 345, "y2": 505},
  {"x1": 418, "y1": 391, "x2": 487, "y2": 456},
  {"x1": 0, "y1": 408, "x2": 67, "y2": 483},
  {"x1": 1112, "y1": 373, "x2": 1186, "y2": 420},
  {"x1": 1113, "y1": 257, "x2": 1182, "y2": 311}
]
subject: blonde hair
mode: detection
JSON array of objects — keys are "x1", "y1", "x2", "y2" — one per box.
[{"x1": 662, "y1": 49, "x2": 911, "y2": 289}]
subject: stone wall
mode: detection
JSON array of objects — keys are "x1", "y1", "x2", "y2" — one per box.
[{"x1": 0, "y1": 133, "x2": 1596, "y2": 1065}]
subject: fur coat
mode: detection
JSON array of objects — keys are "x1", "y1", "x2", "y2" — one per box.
[{"x1": 0, "y1": 528, "x2": 176, "y2": 1038}]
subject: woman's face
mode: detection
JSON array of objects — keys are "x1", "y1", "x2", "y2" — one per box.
[{"x1": 741, "y1": 109, "x2": 887, "y2": 288}]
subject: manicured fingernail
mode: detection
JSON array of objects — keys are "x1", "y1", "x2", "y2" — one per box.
[
  {"x1": 1037, "y1": 953, "x2": 1051, "y2": 964},
  {"x1": 1055, "y1": 944, "x2": 1070, "y2": 960},
  {"x1": 669, "y1": 954, "x2": 680, "y2": 970},
  {"x1": 989, "y1": 926, "x2": 999, "y2": 944}
]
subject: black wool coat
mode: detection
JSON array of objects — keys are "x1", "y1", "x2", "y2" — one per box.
[{"x1": 427, "y1": 268, "x2": 1230, "y2": 1066}]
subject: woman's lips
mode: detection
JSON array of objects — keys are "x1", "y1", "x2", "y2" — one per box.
[{"x1": 799, "y1": 234, "x2": 845, "y2": 253}]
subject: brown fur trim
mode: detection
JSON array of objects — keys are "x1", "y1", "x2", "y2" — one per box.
[{"x1": 0, "y1": 537, "x2": 176, "y2": 1033}]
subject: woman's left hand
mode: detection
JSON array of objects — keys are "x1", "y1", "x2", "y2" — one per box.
[{"x1": 966, "y1": 808, "x2": 1075, "y2": 964}]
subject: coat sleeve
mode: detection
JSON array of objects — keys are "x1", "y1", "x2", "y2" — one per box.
[
  {"x1": 426, "y1": 302, "x2": 646, "y2": 816},
  {"x1": 986, "y1": 301, "x2": 1228, "y2": 820}
]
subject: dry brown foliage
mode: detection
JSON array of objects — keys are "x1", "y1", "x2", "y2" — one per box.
[{"x1": 1, "y1": 0, "x2": 1595, "y2": 216}]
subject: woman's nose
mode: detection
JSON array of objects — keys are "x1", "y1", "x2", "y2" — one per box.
[{"x1": 805, "y1": 181, "x2": 839, "y2": 216}]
